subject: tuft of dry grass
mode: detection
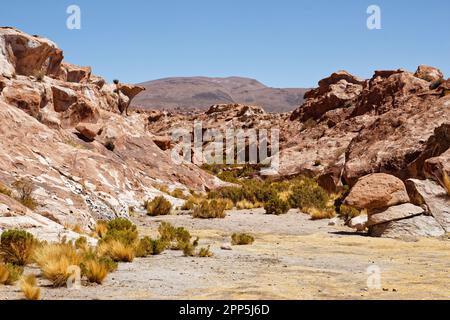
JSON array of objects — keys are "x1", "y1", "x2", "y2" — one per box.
[
  {"x1": 94, "y1": 220, "x2": 108, "y2": 239},
  {"x1": 98, "y1": 240, "x2": 135, "y2": 263},
  {"x1": 20, "y1": 275, "x2": 40, "y2": 300},
  {"x1": 0, "y1": 182, "x2": 12, "y2": 197},
  {"x1": 192, "y1": 200, "x2": 227, "y2": 219},
  {"x1": 33, "y1": 243, "x2": 82, "y2": 287},
  {"x1": 236, "y1": 200, "x2": 255, "y2": 210},
  {"x1": 231, "y1": 233, "x2": 255, "y2": 245},
  {"x1": 82, "y1": 259, "x2": 109, "y2": 284},
  {"x1": 443, "y1": 172, "x2": 450, "y2": 196},
  {"x1": 198, "y1": 246, "x2": 213, "y2": 258},
  {"x1": 0, "y1": 263, "x2": 24, "y2": 285},
  {"x1": 305, "y1": 207, "x2": 336, "y2": 220}
]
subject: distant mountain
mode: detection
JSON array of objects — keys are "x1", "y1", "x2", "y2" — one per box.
[{"x1": 132, "y1": 76, "x2": 309, "y2": 113}]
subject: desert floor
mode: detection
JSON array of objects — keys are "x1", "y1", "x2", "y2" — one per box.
[{"x1": 1, "y1": 209, "x2": 449, "y2": 300}]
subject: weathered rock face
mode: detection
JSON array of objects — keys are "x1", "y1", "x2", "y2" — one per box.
[
  {"x1": 424, "y1": 141, "x2": 450, "y2": 191},
  {"x1": 367, "y1": 203, "x2": 425, "y2": 227},
  {"x1": 0, "y1": 27, "x2": 63, "y2": 78},
  {"x1": 343, "y1": 174, "x2": 410, "y2": 211},
  {"x1": 406, "y1": 179, "x2": 450, "y2": 232},
  {"x1": 369, "y1": 215, "x2": 445, "y2": 239},
  {"x1": 0, "y1": 28, "x2": 226, "y2": 235}
]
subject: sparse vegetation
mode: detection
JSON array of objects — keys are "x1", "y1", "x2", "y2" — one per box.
[
  {"x1": 192, "y1": 200, "x2": 227, "y2": 219},
  {"x1": 75, "y1": 236, "x2": 88, "y2": 250},
  {"x1": 145, "y1": 196, "x2": 172, "y2": 216},
  {"x1": 0, "y1": 229, "x2": 36, "y2": 266},
  {"x1": 300, "y1": 118, "x2": 317, "y2": 131},
  {"x1": 264, "y1": 194, "x2": 290, "y2": 215},
  {"x1": 19, "y1": 275, "x2": 40, "y2": 300},
  {"x1": 12, "y1": 178, "x2": 38, "y2": 210},
  {"x1": 170, "y1": 188, "x2": 188, "y2": 200},
  {"x1": 94, "y1": 220, "x2": 108, "y2": 239},
  {"x1": 231, "y1": 233, "x2": 255, "y2": 245}
]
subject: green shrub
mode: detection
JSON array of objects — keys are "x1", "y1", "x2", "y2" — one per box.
[
  {"x1": 192, "y1": 200, "x2": 227, "y2": 219},
  {"x1": 0, "y1": 230, "x2": 36, "y2": 266},
  {"x1": 264, "y1": 195, "x2": 290, "y2": 216},
  {"x1": 231, "y1": 233, "x2": 255, "y2": 245},
  {"x1": 146, "y1": 196, "x2": 172, "y2": 216},
  {"x1": 102, "y1": 218, "x2": 138, "y2": 245},
  {"x1": 289, "y1": 179, "x2": 329, "y2": 211},
  {"x1": 135, "y1": 237, "x2": 154, "y2": 257},
  {"x1": 0, "y1": 263, "x2": 24, "y2": 285},
  {"x1": 181, "y1": 199, "x2": 196, "y2": 210}
]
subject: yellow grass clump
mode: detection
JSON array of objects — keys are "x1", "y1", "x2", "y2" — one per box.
[
  {"x1": 236, "y1": 200, "x2": 255, "y2": 210},
  {"x1": 305, "y1": 207, "x2": 336, "y2": 220},
  {"x1": 82, "y1": 259, "x2": 109, "y2": 284},
  {"x1": 20, "y1": 275, "x2": 40, "y2": 300},
  {"x1": 33, "y1": 243, "x2": 82, "y2": 287},
  {"x1": 98, "y1": 240, "x2": 135, "y2": 263},
  {"x1": 95, "y1": 221, "x2": 108, "y2": 239}
]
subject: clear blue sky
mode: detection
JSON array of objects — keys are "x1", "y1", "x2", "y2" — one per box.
[{"x1": 1, "y1": 0, "x2": 449, "y2": 87}]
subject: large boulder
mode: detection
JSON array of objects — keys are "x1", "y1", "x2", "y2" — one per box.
[
  {"x1": 369, "y1": 215, "x2": 445, "y2": 239},
  {"x1": 344, "y1": 173, "x2": 410, "y2": 211},
  {"x1": 406, "y1": 179, "x2": 450, "y2": 232},
  {"x1": 414, "y1": 65, "x2": 444, "y2": 83},
  {"x1": 51, "y1": 85, "x2": 78, "y2": 112},
  {"x1": 60, "y1": 62, "x2": 92, "y2": 83},
  {"x1": 367, "y1": 203, "x2": 425, "y2": 227}
]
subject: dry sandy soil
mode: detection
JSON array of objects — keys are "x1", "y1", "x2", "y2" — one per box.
[{"x1": 1, "y1": 209, "x2": 449, "y2": 300}]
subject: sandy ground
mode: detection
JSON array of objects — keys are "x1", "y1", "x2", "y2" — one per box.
[{"x1": 1, "y1": 209, "x2": 449, "y2": 300}]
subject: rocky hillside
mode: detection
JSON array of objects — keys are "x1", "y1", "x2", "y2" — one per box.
[
  {"x1": 0, "y1": 27, "x2": 225, "y2": 240},
  {"x1": 148, "y1": 67, "x2": 450, "y2": 238},
  {"x1": 132, "y1": 76, "x2": 308, "y2": 113}
]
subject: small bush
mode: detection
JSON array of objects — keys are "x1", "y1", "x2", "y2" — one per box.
[
  {"x1": 181, "y1": 198, "x2": 196, "y2": 210},
  {"x1": 198, "y1": 246, "x2": 213, "y2": 258},
  {"x1": 12, "y1": 178, "x2": 38, "y2": 210},
  {"x1": 0, "y1": 229, "x2": 36, "y2": 266},
  {"x1": 300, "y1": 118, "x2": 317, "y2": 131},
  {"x1": 99, "y1": 256, "x2": 118, "y2": 273},
  {"x1": 146, "y1": 196, "x2": 172, "y2": 216},
  {"x1": 192, "y1": 200, "x2": 227, "y2": 219},
  {"x1": 98, "y1": 240, "x2": 135, "y2": 263},
  {"x1": 135, "y1": 237, "x2": 154, "y2": 257},
  {"x1": 20, "y1": 275, "x2": 40, "y2": 300},
  {"x1": 102, "y1": 218, "x2": 138, "y2": 246},
  {"x1": 289, "y1": 179, "x2": 329, "y2": 211},
  {"x1": 0, "y1": 263, "x2": 24, "y2": 285},
  {"x1": 264, "y1": 195, "x2": 290, "y2": 216},
  {"x1": 33, "y1": 243, "x2": 82, "y2": 287},
  {"x1": 171, "y1": 189, "x2": 188, "y2": 200},
  {"x1": 231, "y1": 233, "x2": 255, "y2": 245},
  {"x1": 81, "y1": 259, "x2": 109, "y2": 284},
  {"x1": 181, "y1": 237, "x2": 199, "y2": 257}
]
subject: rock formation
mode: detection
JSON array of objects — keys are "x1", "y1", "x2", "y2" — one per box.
[{"x1": 0, "y1": 27, "x2": 225, "y2": 237}]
